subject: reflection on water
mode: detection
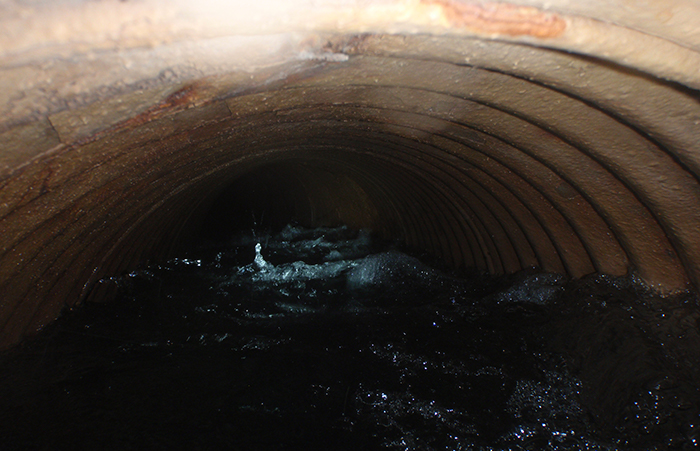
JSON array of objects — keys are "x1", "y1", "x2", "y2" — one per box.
[{"x1": 0, "y1": 225, "x2": 698, "y2": 450}]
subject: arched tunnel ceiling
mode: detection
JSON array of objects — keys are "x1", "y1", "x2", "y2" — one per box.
[{"x1": 0, "y1": 0, "x2": 699, "y2": 349}]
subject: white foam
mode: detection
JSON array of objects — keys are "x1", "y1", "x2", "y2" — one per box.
[{"x1": 254, "y1": 242, "x2": 270, "y2": 270}]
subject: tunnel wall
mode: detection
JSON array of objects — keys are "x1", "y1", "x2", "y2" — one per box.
[{"x1": 0, "y1": 0, "x2": 699, "y2": 349}]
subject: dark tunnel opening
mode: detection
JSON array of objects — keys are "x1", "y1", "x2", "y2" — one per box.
[{"x1": 198, "y1": 157, "x2": 381, "y2": 243}]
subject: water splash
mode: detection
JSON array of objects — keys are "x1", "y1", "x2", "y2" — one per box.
[{"x1": 254, "y1": 242, "x2": 269, "y2": 270}]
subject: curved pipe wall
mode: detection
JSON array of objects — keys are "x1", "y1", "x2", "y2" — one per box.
[{"x1": 0, "y1": 0, "x2": 699, "y2": 349}]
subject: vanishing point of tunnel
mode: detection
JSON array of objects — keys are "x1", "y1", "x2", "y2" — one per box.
[{"x1": 1, "y1": 0, "x2": 700, "y2": 351}]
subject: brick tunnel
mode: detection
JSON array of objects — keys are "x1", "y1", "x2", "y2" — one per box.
[{"x1": 1, "y1": 0, "x2": 699, "y2": 351}]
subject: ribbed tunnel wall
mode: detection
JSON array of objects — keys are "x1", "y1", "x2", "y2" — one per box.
[{"x1": 1, "y1": 0, "x2": 699, "y2": 349}]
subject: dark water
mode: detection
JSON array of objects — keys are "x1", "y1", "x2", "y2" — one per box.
[{"x1": 1, "y1": 225, "x2": 699, "y2": 450}]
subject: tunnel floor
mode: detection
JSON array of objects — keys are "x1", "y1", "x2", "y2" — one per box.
[{"x1": 1, "y1": 226, "x2": 699, "y2": 450}]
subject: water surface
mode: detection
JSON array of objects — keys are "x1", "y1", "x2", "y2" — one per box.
[{"x1": 1, "y1": 225, "x2": 698, "y2": 450}]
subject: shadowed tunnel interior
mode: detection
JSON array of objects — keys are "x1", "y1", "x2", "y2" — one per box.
[{"x1": 1, "y1": 0, "x2": 700, "y2": 352}]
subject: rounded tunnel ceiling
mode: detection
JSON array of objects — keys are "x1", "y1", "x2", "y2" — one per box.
[{"x1": 1, "y1": 0, "x2": 700, "y2": 349}]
